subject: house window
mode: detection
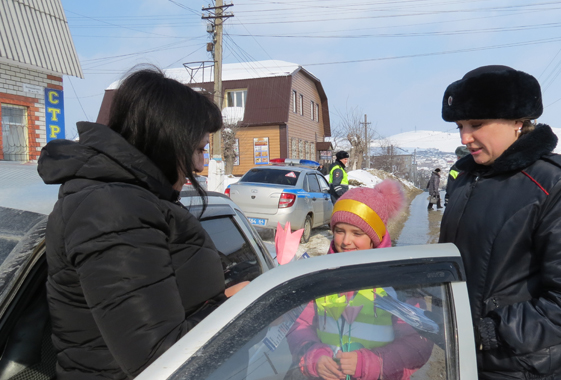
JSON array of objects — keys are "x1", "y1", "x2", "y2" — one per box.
[
  {"x1": 310, "y1": 142, "x2": 316, "y2": 160},
  {"x1": 299, "y1": 139, "x2": 304, "y2": 158},
  {"x1": 292, "y1": 90, "x2": 297, "y2": 113},
  {"x1": 310, "y1": 101, "x2": 315, "y2": 120},
  {"x1": 316, "y1": 104, "x2": 320, "y2": 123},
  {"x1": 299, "y1": 94, "x2": 304, "y2": 116},
  {"x1": 226, "y1": 89, "x2": 247, "y2": 108},
  {"x1": 1, "y1": 104, "x2": 28, "y2": 161}
]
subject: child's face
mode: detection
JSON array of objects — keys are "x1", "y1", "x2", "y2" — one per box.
[{"x1": 333, "y1": 222, "x2": 374, "y2": 252}]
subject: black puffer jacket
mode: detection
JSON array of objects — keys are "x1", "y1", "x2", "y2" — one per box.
[
  {"x1": 440, "y1": 124, "x2": 561, "y2": 379},
  {"x1": 38, "y1": 122, "x2": 226, "y2": 380}
]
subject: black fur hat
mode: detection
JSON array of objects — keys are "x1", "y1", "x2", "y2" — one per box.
[
  {"x1": 336, "y1": 151, "x2": 349, "y2": 160},
  {"x1": 442, "y1": 65, "x2": 542, "y2": 122}
]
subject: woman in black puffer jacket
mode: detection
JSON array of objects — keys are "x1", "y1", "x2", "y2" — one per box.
[
  {"x1": 38, "y1": 67, "x2": 245, "y2": 379},
  {"x1": 439, "y1": 65, "x2": 561, "y2": 379}
]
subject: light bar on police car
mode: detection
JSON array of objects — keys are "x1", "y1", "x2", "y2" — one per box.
[{"x1": 269, "y1": 158, "x2": 320, "y2": 167}]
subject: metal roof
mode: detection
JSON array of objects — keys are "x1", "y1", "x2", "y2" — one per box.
[
  {"x1": 107, "y1": 60, "x2": 301, "y2": 90},
  {"x1": 0, "y1": 0, "x2": 83, "y2": 78}
]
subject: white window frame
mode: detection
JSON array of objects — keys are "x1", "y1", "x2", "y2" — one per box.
[
  {"x1": 225, "y1": 89, "x2": 247, "y2": 108},
  {"x1": 292, "y1": 90, "x2": 297, "y2": 113},
  {"x1": 299, "y1": 94, "x2": 304, "y2": 116},
  {"x1": 310, "y1": 101, "x2": 315, "y2": 120}
]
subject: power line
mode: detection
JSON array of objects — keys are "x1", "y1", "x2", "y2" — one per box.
[{"x1": 299, "y1": 36, "x2": 561, "y2": 67}]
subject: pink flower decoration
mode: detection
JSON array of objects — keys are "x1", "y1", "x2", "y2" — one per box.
[
  {"x1": 341, "y1": 305, "x2": 363, "y2": 325},
  {"x1": 275, "y1": 222, "x2": 304, "y2": 265}
]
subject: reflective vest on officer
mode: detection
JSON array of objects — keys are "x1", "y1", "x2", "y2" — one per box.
[
  {"x1": 329, "y1": 163, "x2": 348, "y2": 185},
  {"x1": 315, "y1": 288, "x2": 394, "y2": 350},
  {"x1": 450, "y1": 169, "x2": 460, "y2": 179}
]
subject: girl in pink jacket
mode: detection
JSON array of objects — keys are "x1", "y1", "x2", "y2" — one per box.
[{"x1": 286, "y1": 180, "x2": 434, "y2": 380}]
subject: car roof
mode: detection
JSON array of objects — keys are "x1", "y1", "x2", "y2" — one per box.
[{"x1": 247, "y1": 165, "x2": 318, "y2": 173}]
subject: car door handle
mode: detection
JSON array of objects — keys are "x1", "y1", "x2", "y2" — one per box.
[{"x1": 312, "y1": 197, "x2": 317, "y2": 201}]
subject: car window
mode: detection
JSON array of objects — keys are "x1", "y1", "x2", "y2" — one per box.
[
  {"x1": 306, "y1": 173, "x2": 321, "y2": 193},
  {"x1": 302, "y1": 175, "x2": 310, "y2": 192},
  {"x1": 316, "y1": 174, "x2": 330, "y2": 192},
  {"x1": 234, "y1": 209, "x2": 276, "y2": 269},
  {"x1": 240, "y1": 169, "x2": 300, "y2": 186},
  {"x1": 173, "y1": 257, "x2": 462, "y2": 380},
  {"x1": 200, "y1": 216, "x2": 262, "y2": 288}
]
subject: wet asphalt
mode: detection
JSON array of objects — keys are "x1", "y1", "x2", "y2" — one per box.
[{"x1": 395, "y1": 190, "x2": 445, "y2": 246}]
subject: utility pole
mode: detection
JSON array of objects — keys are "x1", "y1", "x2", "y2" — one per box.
[
  {"x1": 360, "y1": 114, "x2": 371, "y2": 169},
  {"x1": 202, "y1": 1, "x2": 233, "y2": 191}
]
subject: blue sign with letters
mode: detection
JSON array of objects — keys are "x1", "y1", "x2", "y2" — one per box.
[{"x1": 45, "y1": 88, "x2": 65, "y2": 141}]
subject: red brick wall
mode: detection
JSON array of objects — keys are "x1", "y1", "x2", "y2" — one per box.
[{"x1": 0, "y1": 92, "x2": 41, "y2": 161}]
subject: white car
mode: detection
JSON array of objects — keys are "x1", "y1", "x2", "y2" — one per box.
[{"x1": 135, "y1": 243, "x2": 477, "y2": 380}]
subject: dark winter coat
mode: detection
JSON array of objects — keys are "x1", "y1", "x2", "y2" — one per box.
[
  {"x1": 439, "y1": 124, "x2": 561, "y2": 379},
  {"x1": 444, "y1": 163, "x2": 459, "y2": 205},
  {"x1": 38, "y1": 122, "x2": 226, "y2": 380},
  {"x1": 427, "y1": 171, "x2": 440, "y2": 196}
]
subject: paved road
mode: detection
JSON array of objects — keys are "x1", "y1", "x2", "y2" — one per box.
[{"x1": 395, "y1": 190, "x2": 445, "y2": 246}]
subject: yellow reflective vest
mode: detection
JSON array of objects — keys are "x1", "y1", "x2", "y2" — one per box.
[
  {"x1": 315, "y1": 288, "x2": 394, "y2": 350},
  {"x1": 329, "y1": 163, "x2": 348, "y2": 185}
]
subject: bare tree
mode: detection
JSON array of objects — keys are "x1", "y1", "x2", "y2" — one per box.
[
  {"x1": 333, "y1": 105, "x2": 378, "y2": 170},
  {"x1": 222, "y1": 122, "x2": 241, "y2": 175}
]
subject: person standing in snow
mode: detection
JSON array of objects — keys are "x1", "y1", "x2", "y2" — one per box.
[
  {"x1": 329, "y1": 151, "x2": 350, "y2": 203},
  {"x1": 439, "y1": 65, "x2": 561, "y2": 379},
  {"x1": 427, "y1": 168, "x2": 442, "y2": 210}
]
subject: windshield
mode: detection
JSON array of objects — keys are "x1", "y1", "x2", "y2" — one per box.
[
  {"x1": 0, "y1": 207, "x2": 47, "y2": 303},
  {"x1": 240, "y1": 169, "x2": 300, "y2": 186}
]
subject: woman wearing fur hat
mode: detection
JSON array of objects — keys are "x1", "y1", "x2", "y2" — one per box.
[
  {"x1": 287, "y1": 180, "x2": 433, "y2": 380},
  {"x1": 439, "y1": 65, "x2": 561, "y2": 379}
]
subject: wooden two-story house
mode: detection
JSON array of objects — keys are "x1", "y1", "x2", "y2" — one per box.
[{"x1": 97, "y1": 60, "x2": 331, "y2": 176}]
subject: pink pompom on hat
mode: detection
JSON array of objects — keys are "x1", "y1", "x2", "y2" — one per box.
[{"x1": 330, "y1": 179, "x2": 406, "y2": 247}]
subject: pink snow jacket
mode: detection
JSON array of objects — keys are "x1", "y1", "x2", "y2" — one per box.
[{"x1": 286, "y1": 233, "x2": 433, "y2": 380}]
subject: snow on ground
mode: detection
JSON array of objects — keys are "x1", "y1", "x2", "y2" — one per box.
[{"x1": 347, "y1": 170, "x2": 383, "y2": 188}]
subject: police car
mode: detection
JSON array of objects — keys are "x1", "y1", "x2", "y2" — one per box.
[{"x1": 226, "y1": 159, "x2": 333, "y2": 243}]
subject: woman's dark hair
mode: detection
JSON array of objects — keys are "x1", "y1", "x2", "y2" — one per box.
[{"x1": 108, "y1": 66, "x2": 222, "y2": 206}]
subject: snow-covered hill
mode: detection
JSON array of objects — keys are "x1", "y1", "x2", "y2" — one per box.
[{"x1": 379, "y1": 128, "x2": 561, "y2": 154}]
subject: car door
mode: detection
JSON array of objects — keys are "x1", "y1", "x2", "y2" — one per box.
[
  {"x1": 304, "y1": 173, "x2": 324, "y2": 227},
  {"x1": 136, "y1": 244, "x2": 477, "y2": 380},
  {"x1": 316, "y1": 173, "x2": 333, "y2": 224}
]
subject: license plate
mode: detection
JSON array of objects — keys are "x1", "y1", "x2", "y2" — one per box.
[{"x1": 248, "y1": 217, "x2": 267, "y2": 226}]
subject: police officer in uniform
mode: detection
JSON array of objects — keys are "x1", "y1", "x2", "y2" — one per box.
[
  {"x1": 444, "y1": 146, "x2": 470, "y2": 206},
  {"x1": 329, "y1": 151, "x2": 350, "y2": 203}
]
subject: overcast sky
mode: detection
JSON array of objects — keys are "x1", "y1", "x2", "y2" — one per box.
[{"x1": 59, "y1": 0, "x2": 561, "y2": 141}]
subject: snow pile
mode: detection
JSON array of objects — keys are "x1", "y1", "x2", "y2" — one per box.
[
  {"x1": 347, "y1": 169, "x2": 417, "y2": 193},
  {"x1": 347, "y1": 170, "x2": 383, "y2": 188}
]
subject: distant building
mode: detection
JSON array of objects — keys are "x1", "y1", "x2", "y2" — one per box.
[
  {"x1": 371, "y1": 153, "x2": 416, "y2": 181},
  {"x1": 97, "y1": 60, "x2": 331, "y2": 176},
  {"x1": 0, "y1": 0, "x2": 82, "y2": 162}
]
